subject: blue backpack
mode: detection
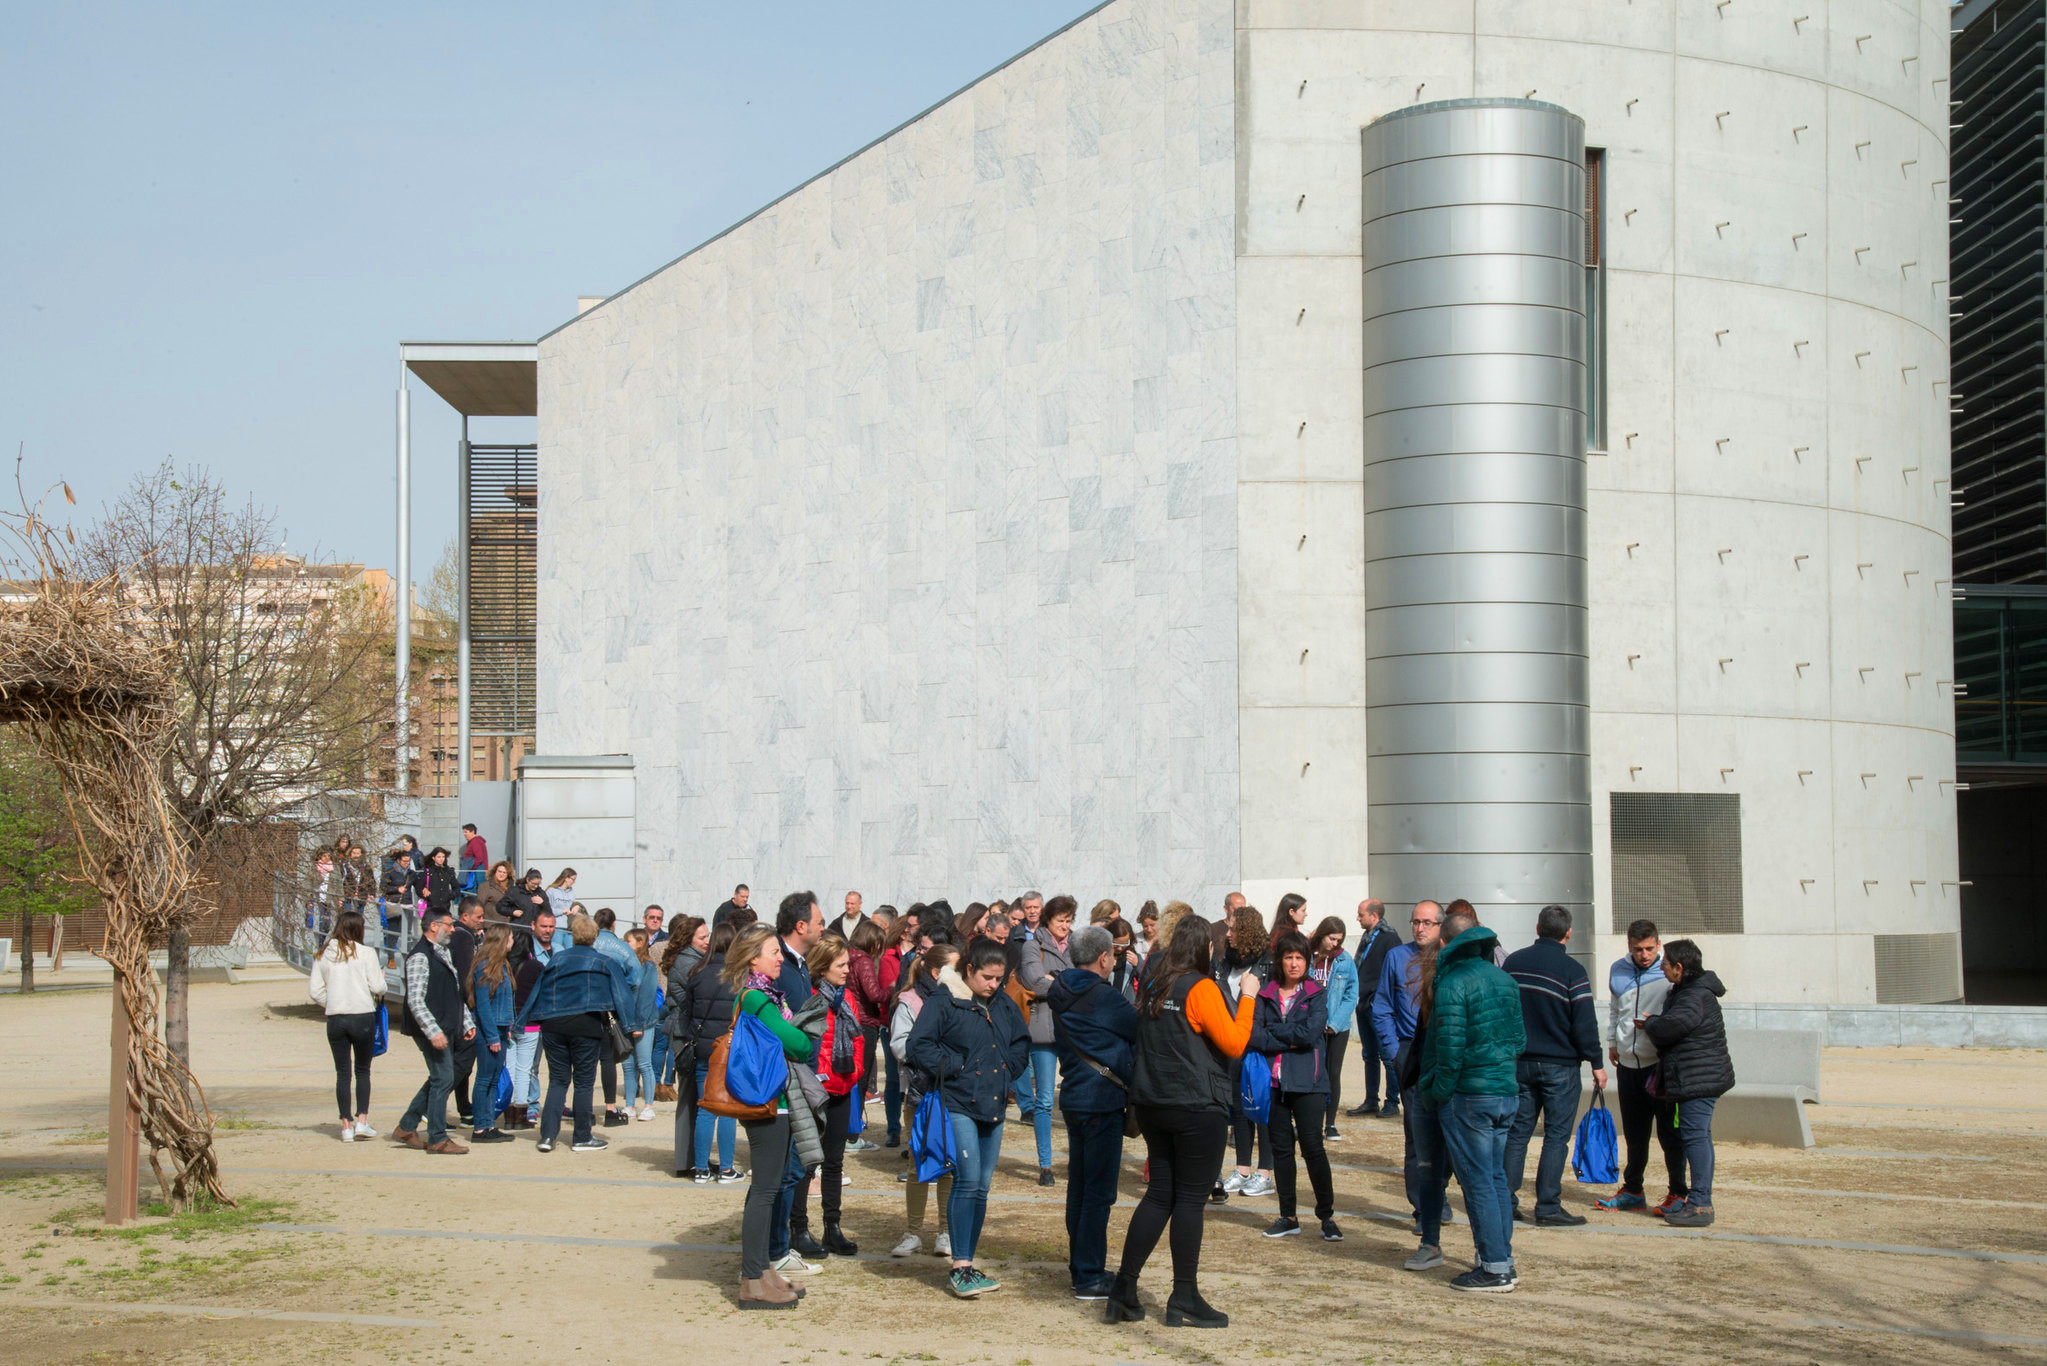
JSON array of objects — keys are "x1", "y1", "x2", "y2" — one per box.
[
  {"x1": 493, "y1": 1063, "x2": 513, "y2": 1114},
  {"x1": 1239, "y1": 1052, "x2": 1273, "y2": 1124},
  {"x1": 726, "y1": 1009, "x2": 790, "y2": 1107},
  {"x1": 911, "y1": 1090, "x2": 956, "y2": 1183},
  {"x1": 1572, "y1": 1090, "x2": 1620, "y2": 1184}
]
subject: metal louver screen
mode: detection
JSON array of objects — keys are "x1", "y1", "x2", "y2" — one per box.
[
  {"x1": 1873, "y1": 932, "x2": 1964, "y2": 1005},
  {"x1": 1584, "y1": 147, "x2": 1603, "y2": 266},
  {"x1": 1609, "y1": 793, "x2": 1744, "y2": 934},
  {"x1": 467, "y1": 442, "x2": 536, "y2": 738}
]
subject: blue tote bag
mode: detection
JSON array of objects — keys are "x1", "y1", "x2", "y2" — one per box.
[
  {"x1": 371, "y1": 1002, "x2": 389, "y2": 1058},
  {"x1": 911, "y1": 1090, "x2": 955, "y2": 1183},
  {"x1": 1239, "y1": 1051, "x2": 1273, "y2": 1124},
  {"x1": 1572, "y1": 1089, "x2": 1620, "y2": 1184},
  {"x1": 726, "y1": 1010, "x2": 790, "y2": 1108}
]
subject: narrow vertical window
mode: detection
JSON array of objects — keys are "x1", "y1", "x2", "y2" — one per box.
[{"x1": 1584, "y1": 146, "x2": 1607, "y2": 453}]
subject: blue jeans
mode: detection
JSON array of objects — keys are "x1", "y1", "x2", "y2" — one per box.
[
  {"x1": 947, "y1": 1111, "x2": 1003, "y2": 1264},
  {"x1": 1063, "y1": 1110, "x2": 1124, "y2": 1286},
  {"x1": 693, "y1": 1059, "x2": 736, "y2": 1171},
  {"x1": 1016, "y1": 1044, "x2": 1058, "y2": 1168},
  {"x1": 506, "y1": 1030, "x2": 539, "y2": 1106},
  {"x1": 399, "y1": 1035, "x2": 457, "y2": 1144},
  {"x1": 620, "y1": 1030, "x2": 657, "y2": 1108},
  {"x1": 769, "y1": 1129, "x2": 804, "y2": 1258},
  {"x1": 1439, "y1": 1093, "x2": 1517, "y2": 1274},
  {"x1": 882, "y1": 1043, "x2": 903, "y2": 1142},
  {"x1": 652, "y1": 1028, "x2": 672, "y2": 1085},
  {"x1": 1674, "y1": 1095, "x2": 1717, "y2": 1205},
  {"x1": 470, "y1": 1036, "x2": 507, "y2": 1128},
  {"x1": 1504, "y1": 1060, "x2": 1582, "y2": 1219},
  {"x1": 1409, "y1": 1102, "x2": 1450, "y2": 1246}
]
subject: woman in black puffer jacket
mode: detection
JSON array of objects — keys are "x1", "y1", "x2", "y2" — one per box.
[
  {"x1": 678, "y1": 924, "x2": 743, "y2": 1181},
  {"x1": 1643, "y1": 939, "x2": 1734, "y2": 1228}
]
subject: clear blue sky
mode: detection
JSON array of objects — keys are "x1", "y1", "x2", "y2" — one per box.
[{"x1": 1, "y1": 1, "x2": 1100, "y2": 572}]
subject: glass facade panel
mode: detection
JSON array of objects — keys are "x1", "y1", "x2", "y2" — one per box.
[{"x1": 1954, "y1": 591, "x2": 2047, "y2": 763}]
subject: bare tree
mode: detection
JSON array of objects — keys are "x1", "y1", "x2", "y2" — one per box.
[{"x1": 78, "y1": 461, "x2": 391, "y2": 1070}]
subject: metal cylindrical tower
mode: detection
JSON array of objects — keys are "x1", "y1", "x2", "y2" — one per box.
[{"x1": 1360, "y1": 98, "x2": 1592, "y2": 944}]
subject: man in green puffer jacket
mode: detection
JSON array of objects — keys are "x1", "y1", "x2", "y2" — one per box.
[{"x1": 1417, "y1": 914, "x2": 1526, "y2": 1294}]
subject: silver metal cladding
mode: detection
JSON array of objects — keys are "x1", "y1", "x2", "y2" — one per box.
[{"x1": 1360, "y1": 98, "x2": 1594, "y2": 945}]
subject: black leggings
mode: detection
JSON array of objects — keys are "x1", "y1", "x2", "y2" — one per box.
[
  {"x1": 1323, "y1": 1030, "x2": 1349, "y2": 1123},
  {"x1": 326, "y1": 1012, "x2": 376, "y2": 1118},
  {"x1": 820, "y1": 1091, "x2": 852, "y2": 1225},
  {"x1": 602, "y1": 1055, "x2": 617, "y2": 1107},
  {"x1": 1232, "y1": 1105, "x2": 1271, "y2": 1171},
  {"x1": 1269, "y1": 1089, "x2": 1335, "y2": 1221},
  {"x1": 1118, "y1": 1104, "x2": 1228, "y2": 1284}
]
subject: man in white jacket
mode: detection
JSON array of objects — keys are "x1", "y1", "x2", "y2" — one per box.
[{"x1": 1596, "y1": 919, "x2": 1685, "y2": 1214}]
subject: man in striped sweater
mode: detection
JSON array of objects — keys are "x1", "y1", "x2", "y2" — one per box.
[{"x1": 1500, "y1": 906, "x2": 1606, "y2": 1227}]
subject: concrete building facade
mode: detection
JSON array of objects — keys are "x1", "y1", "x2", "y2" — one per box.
[{"x1": 535, "y1": 0, "x2": 1961, "y2": 1004}]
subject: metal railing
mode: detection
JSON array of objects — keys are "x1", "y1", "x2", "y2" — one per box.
[{"x1": 269, "y1": 868, "x2": 495, "y2": 996}]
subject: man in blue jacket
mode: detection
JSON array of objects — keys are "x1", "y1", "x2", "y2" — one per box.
[
  {"x1": 1502, "y1": 906, "x2": 1607, "y2": 1227},
  {"x1": 1046, "y1": 924, "x2": 1138, "y2": 1302},
  {"x1": 1371, "y1": 900, "x2": 1447, "y2": 1235},
  {"x1": 771, "y1": 892, "x2": 827, "y2": 1268},
  {"x1": 1347, "y1": 898, "x2": 1402, "y2": 1119}
]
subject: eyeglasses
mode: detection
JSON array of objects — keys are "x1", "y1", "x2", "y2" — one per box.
[{"x1": 1411, "y1": 917, "x2": 1439, "y2": 927}]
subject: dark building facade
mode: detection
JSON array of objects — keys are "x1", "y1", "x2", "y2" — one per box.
[{"x1": 1952, "y1": 0, "x2": 2047, "y2": 1001}]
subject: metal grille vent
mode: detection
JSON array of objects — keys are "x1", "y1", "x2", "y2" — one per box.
[
  {"x1": 1873, "y1": 932, "x2": 1964, "y2": 1005},
  {"x1": 1609, "y1": 793, "x2": 1744, "y2": 934},
  {"x1": 467, "y1": 442, "x2": 536, "y2": 739}
]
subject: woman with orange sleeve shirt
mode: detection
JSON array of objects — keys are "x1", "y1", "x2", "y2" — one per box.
[{"x1": 1104, "y1": 913, "x2": 1258, "y2": 1331}]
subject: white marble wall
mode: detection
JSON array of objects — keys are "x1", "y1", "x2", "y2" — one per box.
[
  {"x1": 1233, "y1": 0, "x2": 1960, "y2": 1002},
  {"x1": 537, "y1": 0, "x2": 1241, "y2": 913}
]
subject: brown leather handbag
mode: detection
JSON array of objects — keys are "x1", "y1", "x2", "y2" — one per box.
[{"x1": 699, "y1": 1008, "x2": 778, "y2": 1123}]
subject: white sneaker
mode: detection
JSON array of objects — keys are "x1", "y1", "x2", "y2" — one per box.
[
  {"x1": 637, "y1": 1107, "x2": 656, "y2": 1122},
  {"x1": 339, "y1": 1123, "x2": 354, "y2": 1142},
  {"x1": 353, "y1": 1120, "x2": 377, "y2": 1139},
  {"x1": 891, "y1": 1233, "x2": 922, "y2": 1258},
  {"x1": 934, "y1": 1232, "x2": 952, "y2": 1258},
  {"x1": 773, "y1": 1251, "x2": 823, "y2": 1275},
  {"x1": 1223, "y1": 1171, "x2": 1248, "y2": 1194}
]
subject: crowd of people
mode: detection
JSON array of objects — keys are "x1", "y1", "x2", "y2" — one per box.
[{"x1": 307, "y1": 863, "x2": 1736, "y2": 1317}]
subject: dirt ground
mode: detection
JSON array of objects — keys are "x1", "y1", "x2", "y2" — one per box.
[{"x1": 2, "y1": 979, "x2": 2044, "y2": 1365}]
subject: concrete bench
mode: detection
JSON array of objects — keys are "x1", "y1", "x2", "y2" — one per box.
[{"x1": 1573, "y1": 1027, "x2": 1822, "y2": 1149}]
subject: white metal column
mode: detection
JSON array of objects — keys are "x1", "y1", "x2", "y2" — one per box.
[
  {"x1": 395, "y1": 362, "x2": 411, "y2": 795},
  {"x1": 457, "y1": 423, "x2": 471, "y2": 786}
]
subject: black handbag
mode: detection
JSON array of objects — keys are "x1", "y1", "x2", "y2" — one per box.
[{"x1": 604, "y1": 1011, "x2": 632, "y2": 1063}]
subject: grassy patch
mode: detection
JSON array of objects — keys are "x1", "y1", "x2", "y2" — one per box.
[
  {"x1": 213, "y1": 1109, "x2": 278, "y2": 1131},
  {"x1": 55, "y1": 1195, "x2": 293, "y2": 1243},
  {"x1": 53, "y1": 1129, "x2": 108, "y2": 1147}
]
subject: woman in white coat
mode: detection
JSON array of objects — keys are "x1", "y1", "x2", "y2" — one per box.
[{"x1": 309, "y1": 908, "x2": 387, "y2": 1141}]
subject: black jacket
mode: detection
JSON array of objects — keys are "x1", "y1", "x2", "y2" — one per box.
[
  {"x1": 678, "y1": 954, "x2": 740, "y2": 1054},
  {"x1": 423, "y1": 864, "x2": 461, "y2": 916},
  {"x1": 1248, "y1": 978, "x2": 1330, "y2": 1095},
  {"x1": 498, "y1": 886, "x2": 547, "y2": 925},
  {"x1": 905, "y1": 988, "x2": 1030, "y2": 1124},
  {"x1": 1644, "y1": 970, "x2": 1735, "y2": 1100},
  {"x1": 1353, "y1": 922, "x2": 1402, "y2": 1001}
]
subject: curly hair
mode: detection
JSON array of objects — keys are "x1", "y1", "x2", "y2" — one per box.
[{"x1": 1228, "y1": 905, "x2": 1268, "y2": 960}]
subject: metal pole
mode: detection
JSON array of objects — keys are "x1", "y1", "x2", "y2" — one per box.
[
  {"x1": 457, "y1": 422, "x2": 471, "y2": 792},
  {"x1": 395, "y1": 361, "x2": 411, "y2": 795}
]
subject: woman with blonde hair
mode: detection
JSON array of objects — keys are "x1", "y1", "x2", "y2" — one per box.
[
  {"x1": 723, "y1": 924, "x2": 816, "y2": 1309},
  {"x1": 1090, "y1": 898, "x2": 1122, "y2": 926},
  {"x1": 620, "y1": 928, "x2": 661, "y2": 1121},
  {"x1": 309, "y1": 908, "x2": 384, "y2": 1141},
  {"x1": 544, "y1": 868, "x2": 579, "y2": 920},
  {"x1": 468, "y1": 925, "x2": 517, "y2": 1142}
]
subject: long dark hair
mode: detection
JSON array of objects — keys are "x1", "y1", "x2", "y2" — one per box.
[
  {"x1": 1138, "y1": 914, "x2": 1214, "y2": 1019},
  {"x1": 323, "y1": 908, "x2": 365, "y2": 962},
  {"x1": 660, "y1": 915, "x2": 705, "y2": 975},
  {"x1": 693, "y1": 920, "x2": 738, "y2": 978},
  {"x1": 1413, "y1": 941, "x2": 1445, "y2": 1025},
  {"x1": 1309, "y1": 915, "x2": 1347, "y2": 963}
]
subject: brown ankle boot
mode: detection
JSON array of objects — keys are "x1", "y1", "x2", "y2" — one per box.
[{"x1": 739, "y1": 1275, "x2": 797, "y2": 1310}]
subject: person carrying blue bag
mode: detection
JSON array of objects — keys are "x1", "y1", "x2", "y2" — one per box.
[
  {"x1": 888, "y1": 942, "x2": 963, "y2": 1258},
  {"x1": 720, "y1": 924, "x2": 813, "y2": 1311},
  {"x1": 1501, "y1": 905, "x2": 1607, "y2": 1228},
  {"x1": 906, "y1": 938, "x2": 1030, "y2": 1300}
]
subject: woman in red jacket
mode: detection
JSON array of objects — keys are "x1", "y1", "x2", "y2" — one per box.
[
  {"x1": 809, "y1": 937, "x2": 869, "y2": 1256},
  {"x1": 847, "y1": 919, "x2": 895, "y2": 1152}
]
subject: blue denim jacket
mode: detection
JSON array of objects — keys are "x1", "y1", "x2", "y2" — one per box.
[
  {"x1": 514, "y1": 944, "x2": 635, "y2": 1028},
  {"x1": 472, "y1": 967, "x2": 517, "y2": 1043}
]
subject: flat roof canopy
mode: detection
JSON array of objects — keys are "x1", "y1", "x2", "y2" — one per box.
[{"x1": 401, "y1": 341, "x2": 537, "y2": 417}]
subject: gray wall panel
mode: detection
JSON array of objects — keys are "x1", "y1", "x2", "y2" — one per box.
[{"x1": 1361, "y1": 98, "x2": 1594, "y2": 924}]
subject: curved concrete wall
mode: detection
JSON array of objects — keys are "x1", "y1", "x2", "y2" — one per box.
[{"x1": 1359, "y1": 99, "x2": 1592, "y2": 942}]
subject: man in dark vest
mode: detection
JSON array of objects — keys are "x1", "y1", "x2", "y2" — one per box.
[
  {"x1": 448, "y1": 896, "x2": 486, "y2": 1126},
  {"x1": 393, "y1": 908, "x2": 476, "y2": 1154}
]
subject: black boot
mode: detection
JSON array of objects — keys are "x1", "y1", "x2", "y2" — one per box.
[
  {"x1": 1165, "y1": 1281, "x2": 1227, "y2": 1329},
  {"x1": 1103, "y1": 1272, "x2": 1144, "y2": 1323},
  {"x1": 822, "y1": 1222, "x2": 858, "y2": 1256},
  {"x1": 790, "y1": 1226, "x2": 829, "y2": 1259}
]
